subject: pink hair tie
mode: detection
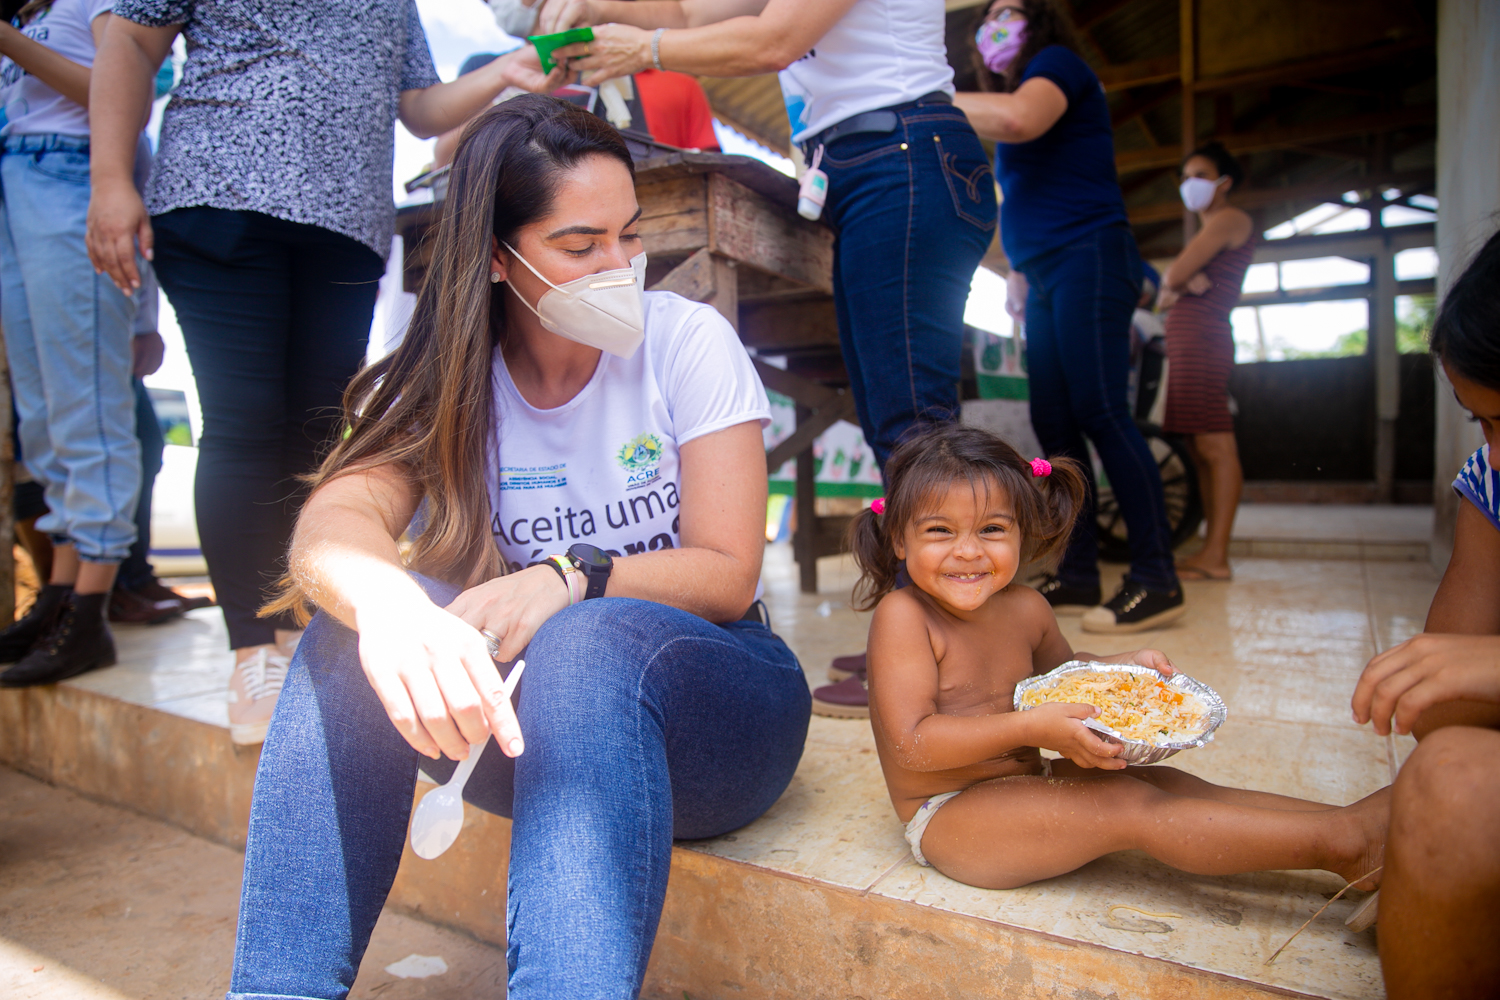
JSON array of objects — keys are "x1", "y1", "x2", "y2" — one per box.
[
  {"x1": 1029, "y1": 458, "x2": 1052, "y2": 478},
  {"x1": 870, "y1": 497, "x2": 887, "y2": 515}
]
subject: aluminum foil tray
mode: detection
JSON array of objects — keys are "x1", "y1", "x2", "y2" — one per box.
[{"x1": 1013, "y1": 660, "x2": 1228, "y2": 765}]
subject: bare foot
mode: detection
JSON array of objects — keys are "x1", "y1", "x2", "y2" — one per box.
[
  {"x1": 1331, "y1": 787, "x2": 1391, "y2": 889},
  {"x1": 1176, "y1": 556, "x2": 1232, "y2": 581}
]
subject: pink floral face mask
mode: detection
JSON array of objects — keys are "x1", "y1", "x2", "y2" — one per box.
[{"x1": 976, "y1": 14, "x2": 1027, "y2": 74}]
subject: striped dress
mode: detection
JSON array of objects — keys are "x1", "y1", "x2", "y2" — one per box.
[
  {"x1": 1455, "y1": 445, "x2": 1500, "y2": 533},
  {"x1": 1162, "y1": 235, "x2": 1256, "y2": 435}
]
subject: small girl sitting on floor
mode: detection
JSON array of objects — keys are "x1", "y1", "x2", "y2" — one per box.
[{"x1": 854, "y1": 424, "x2": 1388, "y2": 891}]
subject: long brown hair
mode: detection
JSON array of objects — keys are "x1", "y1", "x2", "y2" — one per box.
[
  {"x1": 10, "y1": 1, "x2": 54, "y2": 24},
  {"x1": 969, "y1": 0, "x2": 1085, "y2": 94},
  {"x1": 265, "y1": 95, "x2": 634, "y2": 622},
  {"x1": 847, "y1": 424, "x2": 1086, "y2": 611}
]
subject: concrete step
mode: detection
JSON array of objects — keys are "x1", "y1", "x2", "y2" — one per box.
[{"x1": 0, "y1": 653, "x2": 1390, "y2": 999}]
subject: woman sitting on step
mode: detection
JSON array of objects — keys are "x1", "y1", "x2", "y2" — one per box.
[
  {"x1": 229, "y1": 95, "x2": 811, "y2": 1000},
  {"x1": 1351, "y1": 226, "x2": 1500, "y2": 1000}
]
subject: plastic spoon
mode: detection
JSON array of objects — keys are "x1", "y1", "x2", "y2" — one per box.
[{"x1": 409, "y1": 658, "x2": 525, "y2": 860}]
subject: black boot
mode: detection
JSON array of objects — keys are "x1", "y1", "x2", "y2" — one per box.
[
  {"x1": 0, "y1": 583, "x2": 72, "y2": 663},
  {"x1": 0, "y1": 593, "x2": 116, "y2": 688}
]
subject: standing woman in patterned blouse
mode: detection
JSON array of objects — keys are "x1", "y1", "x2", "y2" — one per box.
[
  {"x1": 85, "y1": 1, "x2": 557, "y2": 745},
  {"x1": 1157, "y1": 142, "x2": 1255, "y2": 582}
]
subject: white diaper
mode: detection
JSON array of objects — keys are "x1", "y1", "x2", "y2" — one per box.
[
  {"x1": 903, "y1": 760, "x2": 1053, "y2": 867},
  {"x1": 903, "y1": 790, "x2": 961, "y2": 867}
]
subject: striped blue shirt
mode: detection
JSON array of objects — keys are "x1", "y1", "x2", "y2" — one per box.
[{"x1": 1455, "y1": 445, "x2": 1500, "y2": 533}]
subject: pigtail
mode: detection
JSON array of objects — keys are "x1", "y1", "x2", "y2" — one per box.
[
  {"x1": 848, "y1": 507, "x2": 899, "y2": 612},
  {"x1": 1024, "y1": 455, "x2": 1088, "y2": 564}
]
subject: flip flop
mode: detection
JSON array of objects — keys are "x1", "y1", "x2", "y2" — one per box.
[
  {"x1": 1176, "y1": 564, "x2": 1233, "y2": 582},
  {"x1": 1345, "y1": 890, "x2": 1379, "y2": 932}
]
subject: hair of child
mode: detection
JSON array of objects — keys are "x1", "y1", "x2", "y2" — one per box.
[
  {"x1": 1430, "y1": 227, "x2": 1500, "y2": 389},
  {"x1": 847, "y1": 423, "x2": 1086, "y2": 611}
]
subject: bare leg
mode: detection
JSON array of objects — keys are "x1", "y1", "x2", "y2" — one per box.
[
  {"x1": 1380, "y1": 727, "x2": 1500, "y2": 1000},
  {"x1": 1051, "y1": 759, "x2": 1335, "y2": 812},
  {"x1": 918, "y1": 771, "x2": 1387, "y2": 891},
  {"x1": 1177, "y1": 432, "x2": 1242, "y2": 578},
  {"x1": 49, "y1": 543, "x2": 119, "y2": 595}
]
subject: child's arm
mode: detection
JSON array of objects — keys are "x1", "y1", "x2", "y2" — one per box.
[{"x1": 869, "y1": 592, "x2": 1129, "y2": 771}]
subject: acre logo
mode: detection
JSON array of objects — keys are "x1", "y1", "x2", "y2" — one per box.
[{"x1": 616, "y1": 432, "x2": 664, "y2": 490}]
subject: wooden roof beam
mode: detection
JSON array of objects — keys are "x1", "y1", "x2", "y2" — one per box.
[
  {"x1": 1097, "y1": 37, "x2": 1430, "y2": 96},
  {"x1": 1097, "y1": 55, "x2": 1181, "y2": 92},
  {"x1": 1075, "y1": 0, "x2": 1138, "y2": 32},
  {"x1": 1127, "y1": 169, "x2": 1435, "y2": 224},
  {"x1": 1115, "y1": 105, "x2": 1435, "y2": 173},
  {"x1": 1191, "y1": 37, "x2": 1432, "y2": 94},
  {"x1": 1110, "y1": 82, "x2": 1180, "y2": 128}
]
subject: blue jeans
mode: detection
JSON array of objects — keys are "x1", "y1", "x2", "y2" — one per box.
[
  {"x1": 820, "y1": 100, "x2": 996, "y2": 470},
  {"x1": 0, "y1": 134, "x2": 140, "y2": 561},
  {"x1": 230, "y1": 578, "x2": 811, "y2": 1000},
  {"x1": 1023, "y1": 224, "x2": 1176, "y2": 590}
]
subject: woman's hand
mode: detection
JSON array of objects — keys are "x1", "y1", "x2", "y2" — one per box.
[
  {"x1": 554, "y1": 24, "x2": 653, "y2": 87},
  {"x1": 1352, "y1": 633, "x2": 1500, "y2": 736},
  {"x1": 354, "y1": 599, "x2": 527, "y2": 762},
  {"x1": 537, "y1": 0, "x2": 598, "y2": 34},
  {"x1": 1186, "y1": 273, "x2": 1213, "y2": 295},
  {"x1": 502, "y1": 44, "x2": 566, "y2": 93},
  {"x1": 87, "y1": 178, "x2": 153, "y2": 293},
  {"x1": 445, "y1": 565, "x2": 572, "y2": 665},
  {"x1": 1028, "y1": 701, "x2": 1127, "y2": 769},
  {"x1": 1156, "y1": 286, "x2": 1180, "y2": 311},
  {"x1": 1005, "y1": 269, "x2": 1028, "y2": 326}
]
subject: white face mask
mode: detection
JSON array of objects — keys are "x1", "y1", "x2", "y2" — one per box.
[
  {"x1": 1179, "y1": 176, "x2": 1225, "y2": 212},
  {"x1": 487, "y1": 0, "x2": 538, "y2": 38},
  {"x1": 502, "y1": 243, "x2": 648, "y2": 358}
]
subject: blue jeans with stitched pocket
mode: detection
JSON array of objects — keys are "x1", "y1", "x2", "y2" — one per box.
[
  {"x1": 819, "y1": 100, "x2": 996, "y2": 471},
  {"x1": 228, "y1": 576, "x2": 811, "y2": 1000},
  {"x1": 0, "y1": 134, "x2": 140, "y2": 561}
]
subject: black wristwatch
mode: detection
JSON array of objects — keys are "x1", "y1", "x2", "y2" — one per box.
[{"x1": 567, "y1": 543, "x2": 614, "y2": 600}]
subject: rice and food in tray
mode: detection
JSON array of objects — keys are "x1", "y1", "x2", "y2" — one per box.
[
  {"x1": 1013, "y1": 662, "x2": 1228, "y2": 762},
  {"x1": 1018, "y1": 669, "x2": 1210, "y2": 744}
]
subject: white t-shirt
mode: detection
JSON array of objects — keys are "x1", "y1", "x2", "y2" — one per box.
[
  {"x1": 0, "y1": 0, "x2": 113, "y2": 138},
  {"x1": 778, "y1": 0, "x2": 954, "y2": 145},
  {"x1": 487, "y1": 291, "x2": 770, "y2": 573}
]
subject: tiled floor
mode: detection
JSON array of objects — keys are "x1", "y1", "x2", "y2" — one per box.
[{"x1": 53, "y1": 539, "x2": 1441, "y2": 999}]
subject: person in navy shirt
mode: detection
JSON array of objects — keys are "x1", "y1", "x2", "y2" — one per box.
[{"x1": 955, "y1": 0, "x2": 1184, "y2": 634}]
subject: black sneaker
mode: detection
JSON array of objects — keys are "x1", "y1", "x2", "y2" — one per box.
[
  {"x1": 0, "y1": 593, "x2": 116, "y2": 687},
  {"x1": 1081, "y1": 575, "x2": 1186, "y2": 634},
  {"x1": 1035, "y1": 575, "x2": 1102, "y2": 615},
  {"x1": 0, "y1": 583, "x2": 71, "y2": 662}
]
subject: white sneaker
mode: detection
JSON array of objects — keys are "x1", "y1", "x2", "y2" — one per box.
[{"x1": 226, "y1": 646, "x2": 291, "y2": 746}]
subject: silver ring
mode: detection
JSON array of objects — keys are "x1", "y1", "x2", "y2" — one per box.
[{"x1": 479, "y1": 628, "x2": 502, "y2": 660}]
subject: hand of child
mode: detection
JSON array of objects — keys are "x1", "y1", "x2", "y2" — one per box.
[
  {"x1": 1352, "y1": 633, "x2": 1500, "y2": 736},
  {"x1": 1028, "y1": 701, "x2": 1128, "y2": 770}
]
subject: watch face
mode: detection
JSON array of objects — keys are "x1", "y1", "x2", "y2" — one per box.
[{"x1": 569, "y1": 543, "x2": 613, "y2": 569}]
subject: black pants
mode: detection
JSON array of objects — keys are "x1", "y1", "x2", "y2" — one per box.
[
  {"x1": 119, "y1": 377, "x2": 164, "y2": 591},
  {"x1": 151, "y1": 208, "x2": 383, "y2": 648}
]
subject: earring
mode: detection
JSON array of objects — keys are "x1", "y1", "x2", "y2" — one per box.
[{"x1": 490, "y1": 271, "x2": 501, "y2": 283}]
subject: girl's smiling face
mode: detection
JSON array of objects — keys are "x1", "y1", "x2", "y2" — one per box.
[{"x1": 894, "y1": 477, "x2": 1022, "y2": 614}]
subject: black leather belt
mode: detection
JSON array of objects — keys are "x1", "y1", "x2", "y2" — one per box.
[{"x1": 802, "y1": 91, "x2": 954, "y2": 156}]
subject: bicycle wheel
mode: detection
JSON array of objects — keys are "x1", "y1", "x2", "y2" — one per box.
[{"x1": 1095, "y1": 425, "x2": 1203, "y2": 563}]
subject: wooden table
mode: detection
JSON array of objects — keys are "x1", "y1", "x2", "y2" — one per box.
[{"x1": 396, "y1": 152, "x2": 854, "y2": 592}]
